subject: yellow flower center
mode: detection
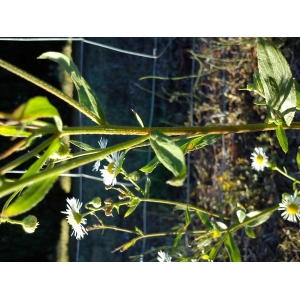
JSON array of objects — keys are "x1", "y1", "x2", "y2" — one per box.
[
  {"x1": 256, "y1": 154, "x2": 264, "y2": 165},
  {"x1": 73, "y1": 211, "x2": 82, "y2": 224},
  {"x1": 107, "y1": 162, "x2": 115, "y2": 175},
  {"x1": 287, "y1": 203, "x2": 299, "y2": 215}
]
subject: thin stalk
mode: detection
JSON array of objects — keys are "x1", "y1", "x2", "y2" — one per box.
[
  {"x1": 274, "y1": 167, "x2": 300, "y2": 185},
  {"x1": 142, "y1": 198, "x2": 235, "y2": 220}
]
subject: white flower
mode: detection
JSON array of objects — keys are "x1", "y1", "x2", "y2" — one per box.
[
  {"x1": 157, "y1": 250, "x2": 172, "y2": 262},
  {"x1": 92, "y1": 138, "x2": 108, "y2": 172},
  {"x1": 61, "y1": 197, "x2": 87, "y2": 240},
  {"x1": 250, "y1": 147, "x2": 268, "y2": 171},
  {"x1": 100, "y1": 151, "x2": 123, "y2": 186},
  {"x1": 278, "y1": 192, "x2": 300, "y2": 223}
]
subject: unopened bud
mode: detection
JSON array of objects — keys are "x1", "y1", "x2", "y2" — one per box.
[
  {"x1": 22, "y1": 215, "x2": 39, "y2": 234},
  {"x1": 128, "y1": 171, "x2": 140, "y2": 181},
  {"x1": 50, "y1": 141, "x2": 70, "y2": 160},
  {"x1": 91, "y1": 197, "x2": 102, "y2": 208}
]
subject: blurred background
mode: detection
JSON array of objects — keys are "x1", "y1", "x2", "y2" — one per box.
[{"x1": 0, "y1": 37, "x2": 300, "y2": 262}]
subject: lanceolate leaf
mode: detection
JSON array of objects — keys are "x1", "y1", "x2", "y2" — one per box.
[
  {"x1": 38, "y1": 52, "x2": 106, "y2": 125},
  {"x1": 69, "y1": 140, "x2": 96, "y2": 151},
  {"x1": 224, "y1": 233, "x2": 241, "y2": 262},
  {"x1": 276, "y1": 123, "x2": 288, "y2": 153},
  {"x1": 196, "y1": 211, "x2": 213, "y2": 229},
  {"x1": 257, "y1": 38, "x2": 296, "y2": 126},
  {"x1": 3, "y1": 174, "x2": 58, "y2": 217},
  {"x1": 246, "y1": 210, "x2": 272, "y2": 227},
  {"x1": 11, "y1": 96, "x2": 63, "y2": 131},
  {"x1": 150, "y1": 130, "x2": 186, "y2": 186},
  {"x1": 21, "y1": 138, "x2": 61, "y2": 180}
]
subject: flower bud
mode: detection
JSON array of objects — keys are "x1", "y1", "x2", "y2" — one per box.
[
  {"x1": 22, "y1": 215, "x2": 39, "y2": 234},
  {"x1": 50, "y1": 141, "x2": 70, "y2": 160},
  {"x1": 128, "y1": 171, "x2": 140, "y2": 181},
  {"x1": 91, "y1": 197, "x2": 102, "y2": 208}
]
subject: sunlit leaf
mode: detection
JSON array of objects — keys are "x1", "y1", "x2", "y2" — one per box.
[
  {"x1": 69, "y1": 140, "x2": 96, "y2": 151},
  {"x1": 246, "y1": 210, "x2": 272, "y2": 227},
  {"x1": 150, "y1": 130, "x2": 186, "y2": 186},
  {"x1": 236, "y1": 210, "x2": 246, "y2": 223},
  {"x1": 38, "y1": 52, "x2": 106, "y2": 125},
  {"x1": 196, "y1": 211, "x2": 213, "y2": 229},
  {"x1": 276, "y1": 123, "x2": 288, "y2": 153},
  {"x1": 257, "y1": 38, "x2": 296, "y2": 126},
  {"x1": 0, "y1": 125, "x2": 31, "y2": 137},
  {"x1": 131, "y1": 109, "x2": 144, "y2": 127},
  {"x1": 11, "y1": 96, "x2": 63, "y2": 131},
  {"x1": 3, "y1": 174, "x2": 58, "y2": 217},
  {"x1": 224, "y1": 233, "x2": 241, "y2": 262},
  {"x1": 245, "y1": 227, "x2": 256, "y2": 239}
]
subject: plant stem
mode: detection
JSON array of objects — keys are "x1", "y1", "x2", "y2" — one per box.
[
  {"x1": 0, "y1": 135, "x2": 150, "y2": 199},
  {"x1": 141, "y1": 198, "x2": 235, "y2": 220},
  {"x1": 274, "y1": 167, "x2": 300, "y2": 185}
]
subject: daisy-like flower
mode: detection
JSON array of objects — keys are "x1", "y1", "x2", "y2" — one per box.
[
  {"x1": 100, "y1": 151, "x2": 123, "y2": 186},
  {"x1": 157, "y1": 250, "x2": 172, "y2": 262},
  {"x1": 278, "y1": 192, "x2": 300, "y2": 223},
  {"x1": 92, "y1": 138, "x2": 108, "y2": 172},
  {"x1": 61, "y1": 197, "x2": 87, "y2": 240},
  {"x1": 250, "y1": 147, "x2": 268, "y2": 171}
]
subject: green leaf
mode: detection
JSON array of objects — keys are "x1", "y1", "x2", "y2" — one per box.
[
  {"x1": 209, "y1": 246, "x2": 217, "y2": 261},
  {"x1": 139, "y1": 157, "x2": 160, "y2": 173},
  {"x1": 172, "y1": 232, "x2": 183, "y2": 255},
  {"x1": 38, "y1": 52, "x2": 106, "y2": 125},
  {"x1": 69, "y1": 140, "x2": 96, "y2": 151},
  {"x1": 140, "y1": 134, "x2": 221, "y2": 174},
  {"x1": 236, "y1": 210, "x2": 246, "y2": 223},
  {"x1": 115, "y1": 150, "x2": 128, "y2": 177},
  {"x1": 216, "y1": 221, "x2": 227, "y2": 230},
  {"x1": 21, "y1": 138, "x2": 61, "y2": 180},
  {"x1": 196, "y1": 211, "x2": 213, "y2": 229},
  {"x1": 150, "y1": 130, "x2": 186, "y2": 186},
  {"x1": 293, "y1": 79, "x2": 300, "y2": 109},
  {"x1": 224, "y1": 233, "x2": 241, "y2": 262},
  {"x1": 131, "y1": 109, "x2": 144, "y2": 127},
  {"x1": 245, "y1": 227, "x2": 256, "y2": 239},
  {"x1": 296, "y1": 147, "x2": 300, "y2": 170},
  {"x1": 246, "y1": 210, "x2": 272, "y2": 227},
  {"x1": 120, "y1": 239, "x2": 136, "y2": 252},
  {"x1": 257, "y1": 38, "x2": 296, "y2": 126},
  {"x1": 11, "y1": 96, "x2": 63, "y2": 131},
  {"x1": 3, "y1": 174, "x2": 58, "y2": 217},
  {"x1": 135, "y1": 226, "x2": 144, "y2": 236},
  {"x1": 124, "y1": 199, "x2": 140, "y2": 218},
  {"x1": 0, "y1": 125, "x2": 31, "y2": 137},
  {"x1": 276, "y1": 123, "x2": 288, "y2": 153},
  {"x1": 184, "y1": 206, "x2": 191, "y2": 228},
  {"x1": 181, "y1": 134, "x2": 222, "y2": 154}
]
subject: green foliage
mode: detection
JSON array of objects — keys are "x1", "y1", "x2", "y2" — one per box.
[
  {"x1": 275, "y1": 123, "x2": 288, "y2": 153},
  {"x1": 38, "y1": 52, "x2": 106, "y2": 125},
  {"x1": 257, "y1": 38, "x2": 296, "y2": 126},
  {"x1": 149, "y1": 130, "x2": 186, "y2": 186},
  {"x1": 224, "y1": 233, "x2": 241, "y2": 262}
]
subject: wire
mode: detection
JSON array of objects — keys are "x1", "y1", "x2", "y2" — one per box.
[{"x1": 0, "y1": 37, "x2": 175, "y2": 59}]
